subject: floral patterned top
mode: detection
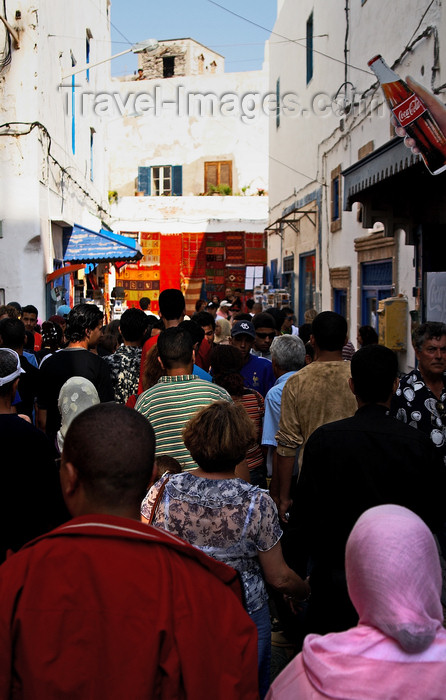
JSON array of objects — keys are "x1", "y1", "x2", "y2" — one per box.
[
  {"x1": 390, "y1": 368, "x2": 446, "y2": 465},
  {"x1": 105, "y1": 345, "x2": 142, "y2": 404},
  {"x1": 141, "y1": 472, "x2": 282, "y2": 613}
]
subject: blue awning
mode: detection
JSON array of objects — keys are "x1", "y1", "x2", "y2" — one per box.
[{"x1": 63, "y1": 225, "x2": 142, "y2": 264}]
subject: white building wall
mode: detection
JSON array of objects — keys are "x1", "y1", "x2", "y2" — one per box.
[
  {"x1": 106, "y1": 68, "x2": 269, "y2": 198},
  {"x1": 0, "y1": 0, "x2": 111, "y2": 312},
  {"x1": 111, "y1": 195, "x2": 268, "y2": 234},
  {"x1": 268, "y1": 0, "x2": 444, "y2": 370}
]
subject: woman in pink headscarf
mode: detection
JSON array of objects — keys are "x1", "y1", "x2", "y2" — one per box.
[{"x1": 267, "y1": 504, "x2": 446, "y2": 699}]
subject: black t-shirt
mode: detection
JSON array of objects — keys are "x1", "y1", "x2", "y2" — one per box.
[
  {"x1": 16, "y1": 355, "x2": 40, "y2": 420},
  {"x1": 0, "y1": 414, "x2": 69, "y2": 562},
  {"x1": 37, "y1": 348, "x2": 114, "y2": 440}
]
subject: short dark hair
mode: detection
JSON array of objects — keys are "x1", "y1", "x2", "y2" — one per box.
[
  {"x1": 158, "y1": 289, "x2": 185, "y2": 321},
  {"x1": 254, "y1": 312, "x2": 276, "y2": 331},
  {"x1": 351, "y1": 344, "x2": 398, "y2": 404},
  {"x1": 158, "y1": 327, "x2": 193, "y2": 369},
  {"x1": 194, "y1": 311, "x2": 215, "y2": 331},
  {"x1": 210, "y1": 344, "x2": 244, "y2": 396},
  {"x1": 24, "y1": 330, "x2": 35, "y2": 351},
  {"x1": 231, "y1": 312, "x2": 252, "y2": 323},
  {"x1": 298, "y1": 323, "x2": 312, "y2": 345},
  {"x1": 119, "y1": 308, "x2": 148, "y2": 342},
  {"x1": 246, "y1": 299, "x2": 255, "y2": 311},
  {"x1": 0, "y1": 318, "x2": 25, "y2": 350},
  {"x1": 195, "y1": 299, "x2": 206, "y2": 313},
  {"x1": 154, "y1": 454, "x2": 182, "y2": 480},
  {"x1": 65, "y1": 304, "x2": 104, "y2": 343},
  {"x1": 183, "y1": 401, "x2": 256, "y2": 472},
  {"x1": 311, "y1": 311, "x2": 347, "y2": 352},
  {"x1": 21, "y1": 305, "x2": 38, "y2": 317},
  {"x1": 358, "y1": 325, "x2": 379, "y2": 346},
  {"x1": 178, "y1": 320, "x2": 204, "y2": 347},
  {"x1": 305, "y1": 340, "x2": 315, "y2": 361},
  {"x1": 7, "y1": 302, "x2": 21, "y2": 313},
  {"x1": 139, "y1": 297, "x2": 150, "y2": 310},
  {"x1": 63, "y1": 403, "x2": 155, "y2": 508},
  {"x1": 412, "y1": 322, "x2": 446, "y2": 352},
  {"x1": 264, "y1": 307, "x2": 283, "y2": 331}
]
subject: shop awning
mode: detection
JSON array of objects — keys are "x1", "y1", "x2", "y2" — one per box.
[
  {"x1": 63, "y1": 225, "x2": 142, "y2": 264},
  {"x1": 265, "y1": 207, "x2": 317, "y2": 236},
  {"x1": 342, "y1": 137, "x2": 421, "y2": 212},
  {"x1": 46, "y1": 264, "x2": 85, "y2": 283},
  {"x1": 341, "y1": 137, "x2": 435, "y2": 243}
]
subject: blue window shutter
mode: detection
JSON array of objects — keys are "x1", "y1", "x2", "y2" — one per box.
[
  {"x1": 138, "y1": 166, "x2": 150, "y2": 195},
  {"x1": 306, "y1": 13, "x2": 313, "y2": 84},
  {"x1": 172, "y1": 166, "x2": 183, "y2": 196}
]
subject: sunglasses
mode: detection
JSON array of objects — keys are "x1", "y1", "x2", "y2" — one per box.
[{"x1": 256, "y1": 331, "x2": 276, "y2": 339}]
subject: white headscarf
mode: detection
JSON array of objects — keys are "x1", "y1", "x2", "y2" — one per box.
[
  {"x1": 214, "y1": 318, "x2": 231, "y2": 344},
  {"x1": 57, "y1": 376, "x2": 100, "y2": 452}
]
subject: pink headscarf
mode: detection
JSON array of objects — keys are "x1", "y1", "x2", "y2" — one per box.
[
  {"x1": 346, "y1": 504, "x2": 443, "y2": 653},
  {"x1": 267, "y1": 505, "x2": 446, "y2": 700}
]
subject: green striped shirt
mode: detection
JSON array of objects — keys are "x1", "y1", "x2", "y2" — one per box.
[{"x1": 135, "y1": 375, "x2": 232, "y2": 471}]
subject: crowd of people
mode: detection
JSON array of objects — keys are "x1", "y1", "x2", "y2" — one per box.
[{"x1": 0, "y1": 292, "x2": 446, "y2": 699}]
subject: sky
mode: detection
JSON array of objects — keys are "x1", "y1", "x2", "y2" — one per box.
[{"x1": 109, "y1": 0, "x2": 278, "y2": 77}]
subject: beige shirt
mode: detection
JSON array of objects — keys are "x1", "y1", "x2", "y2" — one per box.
[{"x1": 275, "y1": 361, "x2": 357, "y2": 468}]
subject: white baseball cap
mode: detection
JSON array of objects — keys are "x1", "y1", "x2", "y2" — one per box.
[{"x1": 0, "y1": 348, "x2": 25, "y2": 386}]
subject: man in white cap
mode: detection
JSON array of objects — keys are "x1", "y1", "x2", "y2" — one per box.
[{"x1": 0, "y1": 348, "x2": 67, "y2": 563}]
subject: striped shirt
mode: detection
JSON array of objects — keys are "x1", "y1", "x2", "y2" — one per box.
[
  {"x1": 135, "y1": 375, "x2": 232, "y2": 471},
  {"x1": 235, "y1": 390, "x2": 265, "y2": 471}
]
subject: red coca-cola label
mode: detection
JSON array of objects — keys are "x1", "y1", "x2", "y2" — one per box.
[{"x1": 392, "y1": 93, "x2": 427, "y2": 127}]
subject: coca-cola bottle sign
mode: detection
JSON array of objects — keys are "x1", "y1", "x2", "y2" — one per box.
[
  {"x1": 368, "y1": 55, "x2": 446, "y2": 175},
  {"x1": 393, "y1": 95, "x2": 426, "y2": 128}
]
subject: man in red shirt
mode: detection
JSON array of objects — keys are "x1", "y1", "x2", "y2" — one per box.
[
  {"x1": 0, "y1": 403, "x2": 258, "y2": 699},
  {"x1": 138, "y1": 288, "x2": 186, "y2": 392},
  {"x1": 21, "y1": 304, "x2": 42, "y2": 351}
]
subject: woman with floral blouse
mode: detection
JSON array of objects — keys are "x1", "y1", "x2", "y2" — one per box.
[{"x1": 141, "y1": 401, "x2": 309, "y2": 699}]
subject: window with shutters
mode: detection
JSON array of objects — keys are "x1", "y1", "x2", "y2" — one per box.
[
  {"x1": 137, "y1": 166, "x2": 182, "y2": 196},
  {"x1": 204, "y1": 161, "x2": 232, "y2": 194},
  {"x1": 152, "y1": 166, "x2": 171, "y2": 195},
  {"x1": 330, "y1": 165, "x2": 342, "y2": 232},
  {"x1": 306, "y1": 13, "x2": 313, "y2": 84}
]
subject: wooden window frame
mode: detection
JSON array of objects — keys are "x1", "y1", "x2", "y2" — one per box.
[{"x1": 204, "y1": 161, "x2": 232, "y2": 193}]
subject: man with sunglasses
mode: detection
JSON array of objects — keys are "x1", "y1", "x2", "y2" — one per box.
[
  {"x1": 251, "y1": 313, "x2": 277, "y2": 361},
  {"x1": 390, "y1": 321, "x2": 446, "y2": 465}
]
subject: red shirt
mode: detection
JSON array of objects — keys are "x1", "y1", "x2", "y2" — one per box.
[
  {"x1": 33, "y1": 331, "x2": 42, "y2": 351},
  {"x1": 138, "y1": 335, "x2": 158, "y2": 393},
  {"x1": 0, "y1": 515, "x2": 258, "y2": 699}
]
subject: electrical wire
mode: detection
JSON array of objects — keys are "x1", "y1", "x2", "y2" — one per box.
[
  {"x1": 0, "y1": 121, "x2": 108, "y2": 216},
  {"x1": 405, "y1": 0, "x2": 436, "y2": 48},
  {"x1": 206, "y1": 0, "x2": 373, "y2": 76},
  {"x1": 84, "y1": 0, "x2": 134, "y2": 47}
]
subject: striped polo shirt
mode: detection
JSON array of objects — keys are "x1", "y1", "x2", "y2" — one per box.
[{"x1": 135, "y1": 375, "x2": 232, "y2": 471}]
